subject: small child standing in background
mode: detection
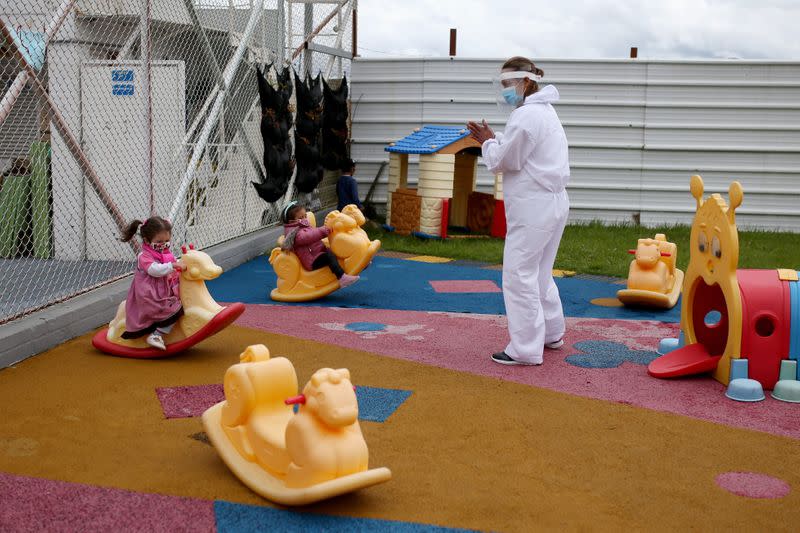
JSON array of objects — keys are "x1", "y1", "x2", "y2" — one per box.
[
  {"x1": 281, "y1": 201, "x2": 359, "y2": 288},
  {"x1": 119, "y1": 216, "x2": 184, "y2": 350},
  {"x1": 336, "y1": 158, "x2": 363, "y2": 212}
]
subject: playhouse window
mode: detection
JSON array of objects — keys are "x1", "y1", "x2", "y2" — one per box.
[
  {"x1": 754, "y1": 315, "x2": 776, "y2": 337},
  {"x1": 704, "y1": 310, "x2": 722, "y2": 327}
]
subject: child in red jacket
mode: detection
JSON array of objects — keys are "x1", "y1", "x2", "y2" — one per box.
[{"x1": 281, "y1": 201, "x2": 359, "y2": 288}]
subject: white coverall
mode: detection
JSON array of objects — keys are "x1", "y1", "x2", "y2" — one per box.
[{"x1": 481, "y1": 85, "x2": 571, "y2": 364}]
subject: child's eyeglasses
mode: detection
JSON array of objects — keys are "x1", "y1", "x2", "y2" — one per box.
[{"x1": 151, "y1": 241, "x2": 171, "y2": 251}]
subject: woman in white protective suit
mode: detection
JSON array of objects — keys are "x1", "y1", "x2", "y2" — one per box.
[{"x1": 468, "y1": 56, "x2": 570, "y2": 366}]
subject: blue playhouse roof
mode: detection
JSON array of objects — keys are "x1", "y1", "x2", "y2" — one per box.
[
  {"x1": 385, "y1": 125, "x2": 470, "y2": 154},
  {"x1": 9, "y1": 28, "x2": 46, "y2": 71}
]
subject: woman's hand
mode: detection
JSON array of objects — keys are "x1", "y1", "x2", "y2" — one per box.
[{"x1": 467, "y1": 120, "x2": 495, "y2": 144}]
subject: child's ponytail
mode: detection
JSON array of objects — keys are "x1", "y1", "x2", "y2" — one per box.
[
  {"x1": 120, "y1": 216, "x2": 171, "y2": 243},
  {"x1": 121, "y1": 220, "x2": 143, "y2": 242},
  {"x1": 281, "y1": 228, "x2": 299, "y2": 251}
]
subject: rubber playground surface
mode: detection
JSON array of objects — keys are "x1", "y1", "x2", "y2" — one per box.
[{"x1": 1, "y1": 254, "x2": 799, "y2": 531}]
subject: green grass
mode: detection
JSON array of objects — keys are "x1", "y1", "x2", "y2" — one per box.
[
  {"x1": 365, "y1": 221, "x2": 800, "y2": 278},
  {"x1": 365, "y1": 225, "x2": 505, "y2": 264}
]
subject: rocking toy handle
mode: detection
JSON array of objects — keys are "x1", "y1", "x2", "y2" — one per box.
[
  {"x1": 285, "y1": 395, "x2": 306, "y2": 405},
  {"x1": 284, "y1": 386, "x2": 357, "y2": 406},
  {"x1": 627, "y1": 249, "x2": 671, "y2": 257}
]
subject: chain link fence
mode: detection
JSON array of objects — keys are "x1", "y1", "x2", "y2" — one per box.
[{"x1": 0, "y1": 0, "x2": 355, "y2": 324}]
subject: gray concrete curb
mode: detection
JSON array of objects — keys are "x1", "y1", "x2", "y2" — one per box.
[{"x1": 0, "y1": 209, "x2": 332, "y2": 369}]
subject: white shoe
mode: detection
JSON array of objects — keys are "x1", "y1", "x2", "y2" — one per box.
[
  {"x1": 146, "y1": 333, "x2": 166, "y2": 351},
  {"x1": 338, "y1": 274, "x2": 360, "y2": 288},
  {"x1": 545, "y1": 339, "x2": 564, "y2": 350}
]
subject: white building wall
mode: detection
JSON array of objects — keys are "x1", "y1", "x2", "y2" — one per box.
[
  {"x1": 50, "y1": 41, "x2": 91, "y2": 260},
  {"x1": 350, "y1": 58, "x2": 800, "y2": 231},
  {"x1": 81, "y1": 61, "x2": 185, "y2": 260}
]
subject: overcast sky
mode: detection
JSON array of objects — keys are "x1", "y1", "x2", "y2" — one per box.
[{"x1": 357, "y1": 0, "x2": 800, "y2": 60}]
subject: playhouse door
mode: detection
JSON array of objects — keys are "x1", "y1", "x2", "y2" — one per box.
[{"x1": 450, "y1": 153, "x2": 476, "y2": 229}]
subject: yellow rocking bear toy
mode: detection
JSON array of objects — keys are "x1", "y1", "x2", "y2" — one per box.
[
  {"x1": 617, "y1": 234, "x2": 684, "y2": 309},
  {"x1": 269, "y1": 204, "x2": 381, "y2": 302},
  {"x1": 201, "y1": 344, "x2": 391, "y2": 505}
]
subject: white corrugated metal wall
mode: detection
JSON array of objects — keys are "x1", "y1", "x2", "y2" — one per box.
[{"x1": 350, "y1": 58, "x2": 800, "y2": 230}]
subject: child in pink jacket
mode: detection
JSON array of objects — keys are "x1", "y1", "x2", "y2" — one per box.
[
  {"x1": 281, "y1": 201, "x2": 359, "y2": 288},
  {"x1": 119, "y1": 216, "x2": 184, "y2": 350}
]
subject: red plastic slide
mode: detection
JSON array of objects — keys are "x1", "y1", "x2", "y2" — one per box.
[{"x1": 647, "y1": 343, "x2": 722, "y2": 378}]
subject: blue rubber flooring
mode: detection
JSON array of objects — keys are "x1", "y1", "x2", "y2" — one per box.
[
  {"x1": 208, "y1": 256, "x2": 680, "y2": 323},
  {"x1": 214, "y1": 500, "x2": 475, "y2": 532},
  {"x1": 356, "y1": 386, "x2": 413, "y2": 423},
  {"x1": 290, "y1": 386, "x2": 411, "y2": 422}
]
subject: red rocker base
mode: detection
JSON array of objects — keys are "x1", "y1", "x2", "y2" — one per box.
[{"x1": 92, "y1": 303, "x2": 245, "y2": 359}]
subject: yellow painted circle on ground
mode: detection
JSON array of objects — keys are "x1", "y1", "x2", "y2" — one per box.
[
  {"x1": 407, "y1": 256, "x2": 453, "y2": 263},
  {"x1": 591, "y1": 297, "x2": 624, "y2": 308}
]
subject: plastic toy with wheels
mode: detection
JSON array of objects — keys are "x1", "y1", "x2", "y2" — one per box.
[
  {"x1": 648, "y1": 176, "x2": 800, "y2": 403},
  {"x1": 92, "y1": 245, "x2": 244, "y2": 358},
  {"x1": 617, "y1": 234, "x2": 684, "y2": 309},
  {"x1": 268, "y1": 205, "x2": 381, "y2": 302},
  {"x1": 201, "y1": 344, "x2": 391, "y2": 505}
]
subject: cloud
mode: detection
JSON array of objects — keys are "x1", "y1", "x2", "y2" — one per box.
[{"x1": 358, "y1": 0, "x2": 800, "y2": 59}]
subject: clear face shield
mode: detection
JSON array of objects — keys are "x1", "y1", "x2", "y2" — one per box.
[{"x1": 493, "y1": 71, "x2": 542, "y2": 111}]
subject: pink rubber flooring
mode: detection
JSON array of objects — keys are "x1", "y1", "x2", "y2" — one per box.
[
  {"x1": 237, "y1": 304, "x2": 800, "y2": 440},
  {"x1": 157, "y1": 384, "x2": 224, "y2": 419},
  {"x1": 0, "y1": 472, "x2": 215, "y2": 532},
  {"x1": 429, "y1": 280, "x2": 502, "y2": 293}
]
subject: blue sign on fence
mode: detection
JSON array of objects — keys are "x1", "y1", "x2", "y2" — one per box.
[
  {"x1": 112, "y1": 84, "x2": 134, "y2": 96},
  {"x1": 112, "y1": 69, "x2": 134, "y2": 82},
  {"x1": 111, "y1": 69, "x2": 134, "y2": 95}
]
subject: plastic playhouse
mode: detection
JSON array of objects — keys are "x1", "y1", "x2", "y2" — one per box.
[
  {"x1": 648, "y1": 176, "x2": 800, "y2": 402},
  {"x1": 91, "y1": 245, "x2": 245, "y2": 358},
  {"x1": 384, "y1": 125, "x2": 505, "y2": 239},
  {"x1": 268, "y1": 206, "x2": 381, "y2": 302},
  {"x1": 202, "y1": 344, "x2": 392, "y2": 506},
  {"x1": 617, "y1": 234, "x2": 684, "y2": 309}
]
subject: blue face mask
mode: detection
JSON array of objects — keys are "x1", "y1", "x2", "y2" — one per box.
[{"x1": 502, "y1": 87, "x2": 522, "y2": 106}]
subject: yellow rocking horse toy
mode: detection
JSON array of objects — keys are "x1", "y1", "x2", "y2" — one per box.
[{"x1": 92, "y1": 244, "x2": 244, "y2": 358}]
